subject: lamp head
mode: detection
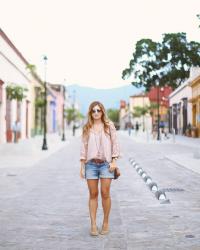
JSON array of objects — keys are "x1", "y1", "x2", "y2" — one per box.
[{"x1": 43, "y1": 55, "x2": 48, "y2": 62}]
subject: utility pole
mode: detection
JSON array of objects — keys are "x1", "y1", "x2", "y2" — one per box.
[
  {"x1": 42, "y1": 55, "x2": 48, "y2": 150},
  {"x1": 72, "y1": 90, "x2": 76, "y2": 136},
  {"x1": 156, "y1": 83, "x2": 160, "y2": 140},
  {"x1": 61, "y1": 84, "x2": 66, "y2": 141}
]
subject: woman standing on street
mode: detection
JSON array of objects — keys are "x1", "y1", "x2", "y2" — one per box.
[{"x1": 80, "y1": 101, "x2": 120, "y2": 236}]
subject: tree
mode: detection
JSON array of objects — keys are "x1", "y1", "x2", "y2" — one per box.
[
  {"x1": 122, "y1": 33, "x2": 200, "y2": 91},
  {"x1": 132, "y1": 106, "x2": 149, "y2": 118},
  {"x1": 107, "y1": 109, "x2": 120, "y2": 123},
  {"x1": 197, "y1": 14, "x2": 200, "y2": 27},
  {"x1": 148, "y1": 102, "x2": 159, "y2": 116},
  {"x1": 132, "y1": 105, "x2": 149, "y2": 131},
  {"x1": 65, "y1": 108, "x2": 84, "y2": 125}
]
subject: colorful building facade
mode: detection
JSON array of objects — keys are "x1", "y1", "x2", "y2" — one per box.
[
  {"x1": 189, "y1": 73, "x2": 200, "y2": 137},
  {"x1": 47, "y1": 83, "x2": 64, "y2": 134},
  {"x1": 147, "y1": 86, "x2": 172, "y2": 131},
  {"x1": 169, "y1": 79, "x2": 192, "y2": 135},
  {"x1": 129, "y1": 93, "x2": 152, "y2": 131},
  {"x1": 0, "y1": 28, "x2": 67, "y2": 143},
  {"x1": 0, "y1": 28, "x2": 35, "y2": 143}
]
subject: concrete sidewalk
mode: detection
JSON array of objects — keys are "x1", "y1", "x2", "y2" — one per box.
[
  {"x1": 119, "y1": 130, "x2": 200, "y2": 147},
  {"x1": 119, "y1": 130, "x2": 200, "y2": 175},
  {"x1": 0, "y1": 129, "x2": 82, "y2": 168}
]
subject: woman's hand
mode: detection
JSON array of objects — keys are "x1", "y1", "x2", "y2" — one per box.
[
  {"x1": 109, "y1": 159, "x2": 117, "y2": 172},
  {"x1": 80, "y1": 161, "x2": 86, "y2": 179}
]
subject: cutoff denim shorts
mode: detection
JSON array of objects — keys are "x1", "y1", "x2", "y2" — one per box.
[{"x1": 85, "y1": 160, "x2": 114, "y2": 179}]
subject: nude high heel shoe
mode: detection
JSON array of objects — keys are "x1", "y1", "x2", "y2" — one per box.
[{"x1": 90, "y1": 226, "x2": 99, "y2": 236}]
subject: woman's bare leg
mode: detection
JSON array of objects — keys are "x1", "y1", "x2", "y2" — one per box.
[
  {"x1": 87, "y1": 179, "x2": 99, "y2": 230},
  {"x1": 100, "y1": 178, "x2": 112, "y2": 230}
]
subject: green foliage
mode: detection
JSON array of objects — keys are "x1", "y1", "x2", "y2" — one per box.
[
  {"x1": 34, "y1": 87, "x2": 45, "y2": 108},
  {"x1": 26, "y1": 64, "x2": 36, "y2": 73},
  {"x1": 65, "y1": 108, "x2": 84, "y2": 124},
  {"x1": 122, "y1": 33, "x2": 200, "y2": 91},
  {"x1": 197, "y1": 14, "x2": 200, "y2": 27},
  {"x1": 107, "y1": 109, "x2": 120, "y2": 123},
  {"x1": 132, "y1": 106, "x2": 149, "y2": 118},
  {"x1": 148, "y1": 102, "x2": 159, "y2": 116},
  {"x1": 65, "y1": 108, "x2": 75, "y2": 124},
  {"x1": 76, "y1": 111, "x2": 84, "y2": 120},
  {"x1": 149, "y1": 102, "x2": 159, "y2": 110},
  {"x1": 26, "y1": 63, "x2": 43, "y2": 86},
  {"x1": 35, "y1": 97, "x2": 45, "y2": 108},
  {"x1": 6, "y1": 84, "x2": 28, "y2": 101}
]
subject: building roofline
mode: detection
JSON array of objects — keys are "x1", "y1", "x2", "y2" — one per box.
[
  {"x1": 168, "y1": 80, "x2": 190, "y2": 99},
  {"x1": 0, "y1": 51, "x2": 30, "y2": 82},
  {"x1": 189, "y1": 74, "x2": 200, "y2": 86},
  {"x1": 0, "y1": 28, "x2": 29, "y2": 65},
  {"x1": 130, "y1": 93, "x2": 147, "y2": 98},
  {"x1": 0, "y1": 28, "x2": 44, "y2": 86}
]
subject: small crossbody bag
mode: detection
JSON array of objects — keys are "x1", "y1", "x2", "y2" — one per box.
[{"x1": 109, "y1": 126, "x2": 120, "y2": 180}]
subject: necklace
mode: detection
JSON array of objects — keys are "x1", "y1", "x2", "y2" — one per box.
[{"x1": 92, "y1": 125, "x2": 103, "y2": 158}]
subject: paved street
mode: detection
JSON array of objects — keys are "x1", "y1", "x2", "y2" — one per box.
[{"x1": 0, "y1": 132, "x2": 200, "y2": 250}]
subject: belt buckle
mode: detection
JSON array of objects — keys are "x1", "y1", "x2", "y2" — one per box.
[{"x1": 92, "y1": 158, "x2": 104, "y2": 164}]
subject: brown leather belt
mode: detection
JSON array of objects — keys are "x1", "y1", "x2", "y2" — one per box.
[{"x1": 90, "y1": 158, "x2": 106, "y2": 164}]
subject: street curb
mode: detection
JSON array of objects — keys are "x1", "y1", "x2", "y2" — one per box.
[
  {"x1": 164, "y1": 156, "x2": 186, "y2": 169},
  {"x1": 164, "y1": 155, "x2": 200, "y2": 176}
]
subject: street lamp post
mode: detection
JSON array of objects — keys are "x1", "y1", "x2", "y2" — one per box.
[
  {"x1": 62, "y1": 84, "x2": 66, "y2": 141},
  {"x1": 72, "y1": 90, "x2": 76, "y2": 136},
  {"x1": 128, "y1": 110, "x2": 131, "y2": 136},
  {"x1": 156, "y1": 82, "x2": 160, "y2": 140},
  {"x1": 142, "y1": 92, "x2": 145, "y2": 132},
  {"x1": 42, "y1": 55, "x2": 48, "y2": 150}
]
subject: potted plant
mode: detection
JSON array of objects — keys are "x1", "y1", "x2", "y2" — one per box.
[
  {"x1": 35, "y1": 97, "x2": 45, "y2": 108},
  {"x1": 185, "y1": 123, "x2": 192, "y2": 137},
  {"x1": 191, "y1": 126, "x2": 198, "y2": 138},
  {"x1": 6, "y1": 84, "x2": 28, "y2": 101}
]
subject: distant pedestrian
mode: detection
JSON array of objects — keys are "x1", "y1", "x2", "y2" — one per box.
[
  {"x1": 135, "y1": 121, "x2": 139, "y2": 135},
  {"x1": 12, "y1": 119, "x2": 21, "y2": 143},
  {"x1": 128, "y1": 122, "x2": 132, "y2": 136},
  {"x1": 163, "y1": 127, "x2": 169, "y2": 139},
  {"x1": 152, "y1": 123, "x2": 157, "y2": 140},
  {"x1": 80, "y1": 101, "x2": 120, "y2": 236},
  {"x1": 72, "y1": 124, "x2": 76, "y2": 136}
]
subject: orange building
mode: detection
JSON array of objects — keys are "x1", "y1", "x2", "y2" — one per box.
[{"x1": 147, "y1": 86, "x2": 172, "y2": 130}]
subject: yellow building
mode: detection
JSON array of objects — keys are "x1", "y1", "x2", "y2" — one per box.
[{"x1": 189, "y1": 74, "x2": 200, "y2": 137}]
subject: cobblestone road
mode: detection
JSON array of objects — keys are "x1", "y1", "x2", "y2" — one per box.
[{"x1": 0, "y1": 134, "x2": 200, "y2": 250}]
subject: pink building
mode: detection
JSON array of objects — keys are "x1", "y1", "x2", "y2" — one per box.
[{"x1": 47, "y1": 83, "x2": 65, "y2": 134}]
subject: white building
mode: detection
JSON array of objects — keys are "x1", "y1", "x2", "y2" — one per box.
[
  {"x1": 168, "y1": 67, "x2": 200, "y2": 135},
  {"x1": 0, "y1": 28, "x2": 37, "y2": 143}
]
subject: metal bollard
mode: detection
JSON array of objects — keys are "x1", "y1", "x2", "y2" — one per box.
[
  {"x1": 172, "y1": 128, "x2": 176, "y2": 143},
  {"x1": 159, "y1": 128, "x2": 162, "y2": 141},
  {"x1": 146, "y1": 128, "x2": 150, "y2": 142}
]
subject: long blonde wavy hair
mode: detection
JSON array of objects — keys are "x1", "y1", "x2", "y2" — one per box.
[{"x1": 82, "y1": 101, "x2": 110, "y2": 139}]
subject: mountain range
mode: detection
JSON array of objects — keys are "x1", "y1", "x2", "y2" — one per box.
[{"x1": 66, "y1": 84, "x2": 142, "y2": 115}]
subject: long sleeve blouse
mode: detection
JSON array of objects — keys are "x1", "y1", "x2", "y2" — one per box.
[{"x1": 80, "y1": 121, "x2": 120, "y2": 163}]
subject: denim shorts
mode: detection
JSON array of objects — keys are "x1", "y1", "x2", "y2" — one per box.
[{"x1": 85, "y1": 160, "x2": 114, "y2": 179}]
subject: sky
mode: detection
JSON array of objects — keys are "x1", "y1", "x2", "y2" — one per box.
[{"x1": 1, "y1": 0, "x2": 200, "y2": 89}]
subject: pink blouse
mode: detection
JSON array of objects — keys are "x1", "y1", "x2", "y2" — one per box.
[{"x1": 80, "y1": 121, "x2": 120, "y2": 163}]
